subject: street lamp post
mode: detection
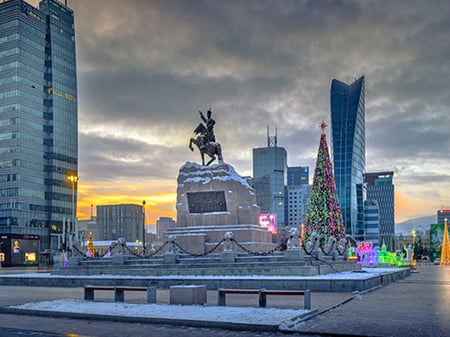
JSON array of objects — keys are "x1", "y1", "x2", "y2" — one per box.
[
  {"x1": 68, "y1": 175, "x2": 79, "y2": 250},
  {"x1": 142, "y1": 200, "x2": 146, "y2": 255}
]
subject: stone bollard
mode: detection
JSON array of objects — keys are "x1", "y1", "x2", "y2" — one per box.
[
  {"x1": 221, "y1": 251, "x2": 238, "y2": 263},
  {"x1": 284, "y1": 249, "x2": 304, "y2": 260},
  {"x1": 167, "y1": 235, "x2": 177, "y2": 254},
  {"x1": 331, "y1": 250, "x2": 338, "y2": 261},
  {"x1": 164, "y1": 253, "x2": 178, "y2": 264},
  {"x1": 311, "y1": 248, "x2": 322, "y2": 260},
  {"x1": 223, "y1": 232, "x2": 234, "y2": 252},
  {"x1": 287, "y1": 228, "x2": 300, "y2": 250},
  {"x1": 113, "y1": 254, "x2": 126, "y2": 265},
  {"x1": 68, "y1": 256, "x2": 80, "y2": 266}
]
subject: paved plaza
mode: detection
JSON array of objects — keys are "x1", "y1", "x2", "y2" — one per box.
[{"x1": 0, "y1": 264, "x2": 448, "y2": 336}]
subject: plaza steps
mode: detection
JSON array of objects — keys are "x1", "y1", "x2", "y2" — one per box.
[{"x1": 51, "y1": 252, "x2": 358, "y2": 277}]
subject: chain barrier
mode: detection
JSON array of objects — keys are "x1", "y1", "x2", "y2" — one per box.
[
  {"x1": 109, "y1": 241, "x2": 119, "y2": 253},
  {"x1": 174, "y1": 239, "x2": 225, "y2": 257},
  {"x1": 77, "y1": 234, "x2": 349, "y2": 261},
  {"x1": 121, "y1": 243, "x2": 142, "y2": 258},
  {"x1": 117, "y1": 240, "x2": 170, "y2": 258},
  {"x1": 320, "y1": 244, "x2": 334, "y2": 256},
  {"x1": 145, "y1": 240, "x2": 170, "y2": 257},
  {"x1": 300, "y1": 237, "x2": 349, "y2": 257},
  {"x1": 301, "y1": 239, "x2": 313, "y2": 255},
  {"x1": 230, "y1": 237, "x2": 288, "y2": 256},
  {"x1": 72, "y1": 244, "x2": 86, "y2": 258},
  {"x1": 78, "y1": 241, "x2": 121, "y2": 260},
  {"x1": 336, "y1": 244, "x2": 346, "y2": 255},
  {"x1": 312, "y1": 255, "x2": 340, "y2": 273}
]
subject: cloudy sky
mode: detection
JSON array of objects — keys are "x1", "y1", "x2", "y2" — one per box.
[{"x1": 32, "y1": 0, "x2": 450, "y2": 224}]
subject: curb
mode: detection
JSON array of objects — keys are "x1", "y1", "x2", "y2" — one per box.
[{"x1": 0, "y1": 306, "x2": 281, "y2": 333}]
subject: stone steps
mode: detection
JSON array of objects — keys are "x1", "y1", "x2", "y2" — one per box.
[{"x1": 54, "y1": 252, "x2": 356, "y2": 277}]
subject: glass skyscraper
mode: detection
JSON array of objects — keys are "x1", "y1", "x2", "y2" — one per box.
[
  {"x1": 287, "y1": 166, "x2": 309, "y2": 186},
  {"x1": 253, "y1": 131, "x2": 287, "y2": 227},
  {"x1": 0, "y1": 0, "x2": 77, "y2": 252},
  {"x1": 330, "y1": 76, "x2": 365, "y2": 237}
]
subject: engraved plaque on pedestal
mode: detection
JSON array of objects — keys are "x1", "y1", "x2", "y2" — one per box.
[{"x1": 187, "y1": 191, "x2": 227, "y2": 214}]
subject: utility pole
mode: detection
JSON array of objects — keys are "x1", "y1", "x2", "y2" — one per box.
[{"x1": 142, "y1": 200, "x2": 146, "y2": 255}]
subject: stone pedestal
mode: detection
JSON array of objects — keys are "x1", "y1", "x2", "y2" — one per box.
[
  {"x1": 169, "y1": 162, "x2": 276, "y2": 254},
  {"x1": 176, "y1": 162, "x2": 260, "y2": 227}
]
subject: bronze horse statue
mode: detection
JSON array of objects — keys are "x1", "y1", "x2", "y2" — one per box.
[{"x1": 189, "y1": 123, "x2": 224, "y2": 166}]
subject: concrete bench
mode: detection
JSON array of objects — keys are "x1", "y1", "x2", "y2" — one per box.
[
  {"x1": 84, "y1": 285, "x2": 156, "y2": 303},
  {"x1": 218, "y1": 288, "x2": 311, "y2": 309}
]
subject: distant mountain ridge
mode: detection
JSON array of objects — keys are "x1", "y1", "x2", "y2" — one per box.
[{"x1": 395, "y1": 215, "x2": 436, "y2": 235}]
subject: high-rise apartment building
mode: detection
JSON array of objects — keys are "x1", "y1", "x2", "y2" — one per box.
[
  {"x1": 253, "y1": 128, "x2": 287, "y2": 227},
  {"x1": 437, "y1": 209, "x2": 450, "y2": 224},
  {"x1": 0, "y1": 0, "x2": 78, "y2": 251},
  {"x1": 363, "y1": 199, "x2": 379, "y2": 246},
  {"x1": 364, "y1": 171, "x2": 395, "y2": 250},
  {"x1": 285, "y1": 166, "x2": 310, "y2": 227},
  {"x1": 286, "y1": 184, "x2": 311, "y2": 227},
  {"x1": 156, "y1": 216, "x2": 176, "y2": 240},
  {"x1": 78, "y1": 216, "x2": 102, "y2": 242},
  {"x1": 97, "y1": 204, "x2": 144, "y2": 243},
  {"x1": 330, "y1": 75, "x2": 365, "y2": 237}
]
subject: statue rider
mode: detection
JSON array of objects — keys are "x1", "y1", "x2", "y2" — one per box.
[{"x1": 199, "y1": 109, "x2": 216, "y2": 143}]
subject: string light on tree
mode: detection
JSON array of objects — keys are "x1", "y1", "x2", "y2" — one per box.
[{"x1": 305, "y1": 120, "x2": 345, "y2": 241}]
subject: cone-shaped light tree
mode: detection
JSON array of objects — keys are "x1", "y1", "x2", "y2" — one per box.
[
  {"x1": 305, "y1": 120, "x2": 345, "y2": 241},
  {"x1": 440, "y1": 218, "x2": 450, "y2": 266},
  {"x1": 87, "y1": 231, "x2": 95, "y2": 257}
]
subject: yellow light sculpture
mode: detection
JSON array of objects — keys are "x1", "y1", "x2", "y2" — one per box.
[
  {"x1": 440, "y1": 218, "x2": 450, "y2": 266},
  {"x1": 87, "y1": 231, "x2": 95, "y2": 258},
  {"x1": 300, "y1": 224, "x2": 305, "y2": 247}
]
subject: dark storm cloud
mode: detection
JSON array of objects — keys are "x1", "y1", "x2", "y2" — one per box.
[
  {"x1": 79, "y1": 67, "x2": 294, "y2": 126},
  {"x1": 367, "y1": 105, "x2": 450, "y2": 161},
  {"x1": 62, "y1": 0, "x2": 450, "y2": 216}
]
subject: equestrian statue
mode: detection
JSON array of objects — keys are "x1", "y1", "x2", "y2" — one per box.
[{"x1": 189, "y1": 109, "x2": 224, "y2": 166}]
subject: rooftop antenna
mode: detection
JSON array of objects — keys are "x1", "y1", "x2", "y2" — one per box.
[{"x1": 267, "y1": 125, "x2": 277, "y2": 148}]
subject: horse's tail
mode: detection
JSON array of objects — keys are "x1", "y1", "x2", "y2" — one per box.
[{"x1": 216, "y1": 143, "x2": 224, "y2": 164}]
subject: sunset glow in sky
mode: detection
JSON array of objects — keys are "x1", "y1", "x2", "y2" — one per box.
[{"x1": 30, "y1": 0, "x2": 450, "y2": 225}]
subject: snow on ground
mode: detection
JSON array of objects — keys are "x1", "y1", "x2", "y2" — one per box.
[
  {"x1": 12, "y1": 299, "x2": 305, "y2": 326},
  {"x1": 0, "y1": 267, "x2": 402, "y2": 280},
  {"x1": 4, "y1": 268, "x2": 403, "y2": 327}
]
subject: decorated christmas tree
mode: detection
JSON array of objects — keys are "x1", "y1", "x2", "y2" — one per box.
[{"x1": 305, "y1": 120, "x2": 345, "y2": 241}]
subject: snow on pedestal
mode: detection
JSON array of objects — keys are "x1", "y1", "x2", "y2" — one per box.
[{"x1": 170, "y1": 162, "x2": 275, "y2": 254}]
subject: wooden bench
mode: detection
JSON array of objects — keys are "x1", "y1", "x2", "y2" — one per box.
[
  {"x1": 217, "y1": 288, "x2": 311, "y2": 309},
  {"x1": 84, "y1": 285, "x2": 156, "y2": 303}
]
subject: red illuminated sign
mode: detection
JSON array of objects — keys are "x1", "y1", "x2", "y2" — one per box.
[{"x1": 258, "y1": 213, "x2": 277, "y2": 234}]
